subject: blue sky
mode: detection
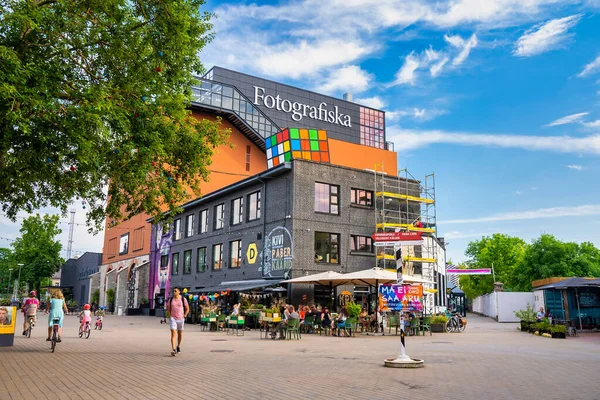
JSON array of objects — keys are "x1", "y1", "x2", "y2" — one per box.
[
  {"x1": 201, "y1": 0, "x2": 600, "y2": 263},
  {"x1": 2, "y1": 0, "x2": 599, "y2": 264}
]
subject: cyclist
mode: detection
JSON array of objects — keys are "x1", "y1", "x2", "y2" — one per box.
[
  {"x1": 22, "y1": 291, "x2": 40, "y2": 336},
  {"x1": 94, "y1": 306, "x2": 105, "y2": 326},
  {"x1": 46, "y1": 289, "x2": 68, "y2": 342},
  {"x1": 78, "y1": 304, "x2": 92, "y2": 333}
]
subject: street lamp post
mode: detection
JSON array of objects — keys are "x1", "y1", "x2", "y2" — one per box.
[
  {"x1": 16, "y1": 263, "x2": 24, "y2": 299},
  {"x1": 7, "y1": 268, "x2": 13, "y2": 297}
]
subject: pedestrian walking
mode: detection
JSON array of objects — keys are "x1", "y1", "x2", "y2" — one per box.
[{"x1": 166, "y1": 287, "x2": 189, "y2": 356}]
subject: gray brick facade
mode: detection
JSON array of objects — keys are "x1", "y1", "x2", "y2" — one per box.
[
  {"x1": 163, "y1": 159, "x2": 422, "y2": 307},
  {"x1": 59, "y1": 252, "x2": 102, "y2": 306}
]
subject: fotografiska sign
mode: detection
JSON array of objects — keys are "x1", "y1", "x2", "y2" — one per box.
[{"x1": 253, "y1": 86, "x2": 352, "y2": 127}]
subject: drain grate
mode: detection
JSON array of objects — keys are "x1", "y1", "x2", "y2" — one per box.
[
  {"x1": 211, "y1": 349, "x2": 233, "y2": 353},
  {"x1": 211, "y1": 339, "x2": 228, "y2": 342},
  {"x1": 431, "y1": 341, "x2": 453, "y2": 344}
]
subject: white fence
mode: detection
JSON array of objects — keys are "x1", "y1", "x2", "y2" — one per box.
[{"x1": 472, "y1": 292, "x2": 535, "y2": 322}]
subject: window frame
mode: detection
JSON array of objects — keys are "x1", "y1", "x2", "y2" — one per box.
[
  {"x1": 231, "y1": 197, "x2": 243, "y2": 226},
  {"x1": 212, "y1": 243, "x2": 223, "y2": 270},
  {"x1": 183, "y1": 250, "x2": 192, "y2": 274},
  {"x1": 230, "y1": 240, "x2": 242, "y2": 268},
  {"x1": 350, "y1": 188, "x2": 374, "y2": 207},
  {"x1": 314, "y1": 232, "x2": 340, "y2": 264},
  {"x1": 199, "y1": 209, "x2": 209, "y2": 234},
  {"x1": 197, "y1": 247, "x2": 207, "y2": 273},
  {"x1": 172, "y1": 252, "x2": 180, "y2": 275},
  {"x1": 173, "y1": 218, "x2": 182, "y2": 241},
  {"x1": 314, "y1": 182, "x2": 339, "y2": 215},
  {"x1": 247, "y1": 191, "x2": 261, "y2": 222},
  {"x1": 118, "y1": 233, "x2": 129, "y2": 255},
  {"x1": 350, "y1": 235, "x2": 374, "y2": 253},
  {"x1": 185, "y1": 214, "x2": 194, "y2": 238},
  {"x1": 214, "y1": 204, "x2": 225, "y2": 230}
]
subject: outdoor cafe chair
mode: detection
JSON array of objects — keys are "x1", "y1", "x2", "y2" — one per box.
[
  {"x1": 409, "y1": 317, "x2": 420, "y2": 336},
  {"x1": 286, "y1": 319, "x2": 301, "y2": 340},
  {"x1": 421, "y1": 316, "x2": 432, "y2": 336},
  {"x1": 343, "y1": 317, "x2": 357, "y2": 337},
  {"x1": 217, "y1": 314, "x2": 226, "y2": 331},
  {"x1": 302, "y1": 315, "x2": 314, "y2": 333},
  {"x1": 388, "y1": 315, "x2": 400, "y2": 335}
]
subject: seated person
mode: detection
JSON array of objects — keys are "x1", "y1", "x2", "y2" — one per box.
[
  {"x1": 271, "y1": 305, "x2": 299, "y2": 339},
  {"x1": 321, "y1": 307, "x2": 332, "y2": 331},
  {"x1": 536, "y1": 307, "x2": 545, "y2": 322},
  {"x1": 359, "y1": 308, "x2": 370, "y2": 332},
  {"x1": 333, "y1": 308, "x2": 348, "y2": 336}
]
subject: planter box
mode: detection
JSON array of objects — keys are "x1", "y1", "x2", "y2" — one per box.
[
  {"x1": 551, "y1": 332, "x2": 566, "y2": 339},
  {"x1": 520, "y1": 321, "x2": 531, "y2": 332},
  {"x1": 431, "y1": 323, "x2": 446, "y2": 333}
]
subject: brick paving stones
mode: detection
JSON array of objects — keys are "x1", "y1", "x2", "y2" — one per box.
[{"x1": 1, "y1": 313, "x2": 599, "y2": 400}]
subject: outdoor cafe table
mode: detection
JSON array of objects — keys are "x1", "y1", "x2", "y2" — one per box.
[{"x1": 261, "y1": 316, "x2": 282, "y2": 339}]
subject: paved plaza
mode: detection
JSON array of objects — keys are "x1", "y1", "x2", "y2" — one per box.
[{"x1": 1, "y1": 313, "x2": 599, "y2": 400}]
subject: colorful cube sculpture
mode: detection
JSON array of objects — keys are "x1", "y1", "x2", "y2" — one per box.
[{"x1": 265, "y1": 128, "x2": 330, "y2": 168}]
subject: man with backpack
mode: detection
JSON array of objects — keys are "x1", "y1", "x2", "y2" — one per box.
[{"x1": 166, "y1": 287, "x2": 189, "y2": 356}]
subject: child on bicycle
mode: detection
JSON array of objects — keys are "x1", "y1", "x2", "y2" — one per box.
[
  {"x1": 22, "y1": 291, "x2": 40, "y2": 335},
  {"x1": 94, "y1": 306, "x2": 105, "y2": 325},
  {"x1": 78, "y1": 304, "x2": 92, "y2": 332}
]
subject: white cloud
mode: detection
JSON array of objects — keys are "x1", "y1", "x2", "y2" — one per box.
[
  {"x1": 513, "y1": 14, "x2": 582, "y2": 57},
  {"x1": 582, "y1": 119, "x2": 600, "y2": 128},
  {"x1": 387, "y1": 126, "x2": 600, "y2": 154},
  {"x1": 516, "y1": 191, "x2": 523, "y2": 195},
  {"x1": 430, "y1": 56, "x2": 450, "y2": 77},
  {"x1": 315, "y1": 65, "x2": 373, "y2": 94},
  {"x1": 578, "y1": 55, "x2": 600, "y2": 77},
  {"x1": 354, "y1": 96, "x2": 386, "y2": 109},
  {"x1": 444, "y1": 33, "x2": 478, "y2": 65},
  {"x1": 441, "y1": 204, "x2": 600, "y2": 224},
  {"x1": 394, "y1": 52, "x2": 420, "y2": 85},
  {"x1": 545, "y1": 112, "x2": 589, "y2": 126},
  {"x1": 567, "y1": 164, "x2": 584, "y2": 170}
]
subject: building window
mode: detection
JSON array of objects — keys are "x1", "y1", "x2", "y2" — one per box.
[
  {"x1": 185, "y1": 214, "x2": 194, "y2": 238},
  {"x1": 199, "y1": 209, "x2": 208, "y2": 234},
  {"x1": 214, "y1": 204, "x2": 224, "y2": 230},
  {"x1": 359, "y1": 107, "x2": 385, "y2": 149},
  {"x1": 197, "y1": 247, "x2": 207, "y2": 273},
  {"x1": 246, "y1": 145, "x2": 251, "y2": 172},
  {"x1": 172, "y1": 252, "x2": 180, "y2": 275},
  {"x1": 315, "y1": 232, "x2": 340, "y2": 264},
  {"x1": 183, "y1": 250, "x2": 192, "y2": 274},
  {"x1": 132, "y1": 227, "x2": 144, "y2": 251},
  {"x1": 351, "y1": 189, "x2": 373, "y2": 207},
  {"x1": 108, "y1": 237, "x2": 117, "y2": 259},
  {"x1": 247, "y1": 191, "x2": 261, "y2": 221},
  {"x1": 350, "y1": 235, "x2": 374, "y2": 253},
  {"x1": 231, "y1": 197, "x2": 243, "y2": 225},
  {"x1": 160, "y1": 254, "x2": 169, "y2": 271},
  {"x1": 230, "y1": 240, "x2": 242, "y2": 268},
  {"x1": 173, "y1": 218, "x2": 181, "y2": 241},
  {"x1": 119, "y1": 233, "x2": 129, "y2": 255},
  {"x1": 314, "y1": 183, "x2": 339, "y2": 214},
  {"x1": 212, "y1": 244, "x2": 223, "y2": 270}
]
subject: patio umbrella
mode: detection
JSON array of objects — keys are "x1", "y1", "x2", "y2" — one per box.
[{"x1": 281, "y1": 271, "x2": 346, "y2": 311}]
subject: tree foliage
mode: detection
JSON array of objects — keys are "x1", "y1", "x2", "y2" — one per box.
[
  {"x1": 458, "y1": 234, "x2": 527, "y2": 299},
  {"x1": 511, "y1": 234, "x2": 600, "y2": 291},
  {"x1": 11, "y1": 214, "x2": 64, "y2": 290},
  {"x1": 0, "y1": 0, "x2": 229, "y2": 230}
]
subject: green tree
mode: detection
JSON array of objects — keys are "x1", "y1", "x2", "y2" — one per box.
[
  {"x1": 459, "y1": 234, "x2": 527, "y2": 299},
  {"x1": 511, "y1": 234, "x2": 600, "y2": 291},
  {"x1": 0, "y1": 0, "x2": 228, "y2": 231},
  {"x1": 11, "y1": 214, "x2": 64, "y2": 291},
  {"x1": 0, "y1": 248, "x2": 14, "y2": 294}
]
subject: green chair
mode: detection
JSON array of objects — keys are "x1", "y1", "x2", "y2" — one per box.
[
  {"x1": 343, "y1": 317, "x2": 357, "y2": 337},
  {"x1": 217, "y1": 314, "x2": 226, "y2": 331},
  {"x1": 302, "y1": 315, "x2": 314, "y2": 333},
  {"x1": 388, "y1": 315, "x2": 400, "y2": 335},
  {"x1": 319, "y1": 321, "x2": 330, "y2": 336},
  {"x1": 313, "y1": 316, "x2": 322, "y2": 334},
  {"x1": 226, "y1": 316, "x2": 237, "y2": 335},
  {"x1": 409, "y1": 318, "x2": 420, "y2": 336},
  {"x1": 421, "y1": 316, "x2": 431, "y2": 336},
  {"x1": 286, "y1": 318, "x2": 301, "y2": 340}
]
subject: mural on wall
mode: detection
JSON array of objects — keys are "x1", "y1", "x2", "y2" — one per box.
[
  {"x1": 266, "y1": 128, "x2": 330, "y2": 169},
  {"x1": 149, "y1": 223, "x2": 173, "y2": 301},
  {"x1": 260, "y1": 226, "x2": 293, "y2": 279}
]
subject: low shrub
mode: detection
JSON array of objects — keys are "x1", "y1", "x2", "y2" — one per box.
[{"x1": 432, "y1": 315, "x2": 448, "y2": 324}]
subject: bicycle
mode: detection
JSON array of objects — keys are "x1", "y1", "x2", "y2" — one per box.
[
  {"x1": 79, "y1": 320, "x2": 91, "y2": 339},
  {"x1": 95, "y1": 317, "x2": 103, "y2": 330},
  {"x1": 50, "y1": 317, "x2": 60, "y2": 353},
  {"x1": 25, "y1": 313, "x2": 36, "y2": 338},
  {"x1": 446, "y1": 312, "x2": 466, "y2": 333}
]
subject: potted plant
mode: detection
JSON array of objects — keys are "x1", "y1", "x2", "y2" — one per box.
[
  {"x1": 551, "y1": 324, "x2": 567, "y2": 339},
  {"x1": 514, "y1": 303, "x2": 536, "y2": 332},
  {"x1": 346, "y1": 302, "x2": 362, "y2": 319},
  {"x1": 431, "y1": 315, "x2": 448, "y2": 332}
]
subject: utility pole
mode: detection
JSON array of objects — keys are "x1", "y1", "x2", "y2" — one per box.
[{"x1": 67, "y1": 208, "x2": 76, "y2": 260}]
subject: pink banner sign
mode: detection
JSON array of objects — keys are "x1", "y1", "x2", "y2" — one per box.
[
  {"x1": 378, "y1": 284, "x2": 423, "y2": 312},
  {"x1": 446, "y1": 268, "x2": 492, "y2": 275}
]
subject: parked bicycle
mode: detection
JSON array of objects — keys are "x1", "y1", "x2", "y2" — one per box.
[
  {"x1": 79, "y1": 320, "x2": 91, "y2": 339},
  {"x1": 50, "y1": 317, "x2": 60, "y2": 353},
  {"x1": 446, "y1": 312, "x2": 467, "y2": 333}
]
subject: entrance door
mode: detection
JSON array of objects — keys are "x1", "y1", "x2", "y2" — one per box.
[{"x1": 127, "y1": 270, "x2": 136, "y2": 309}]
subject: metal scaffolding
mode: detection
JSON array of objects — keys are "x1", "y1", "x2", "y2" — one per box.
[{"x1": 374, "y1": 167, "x2": 438, "y2": 313}]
